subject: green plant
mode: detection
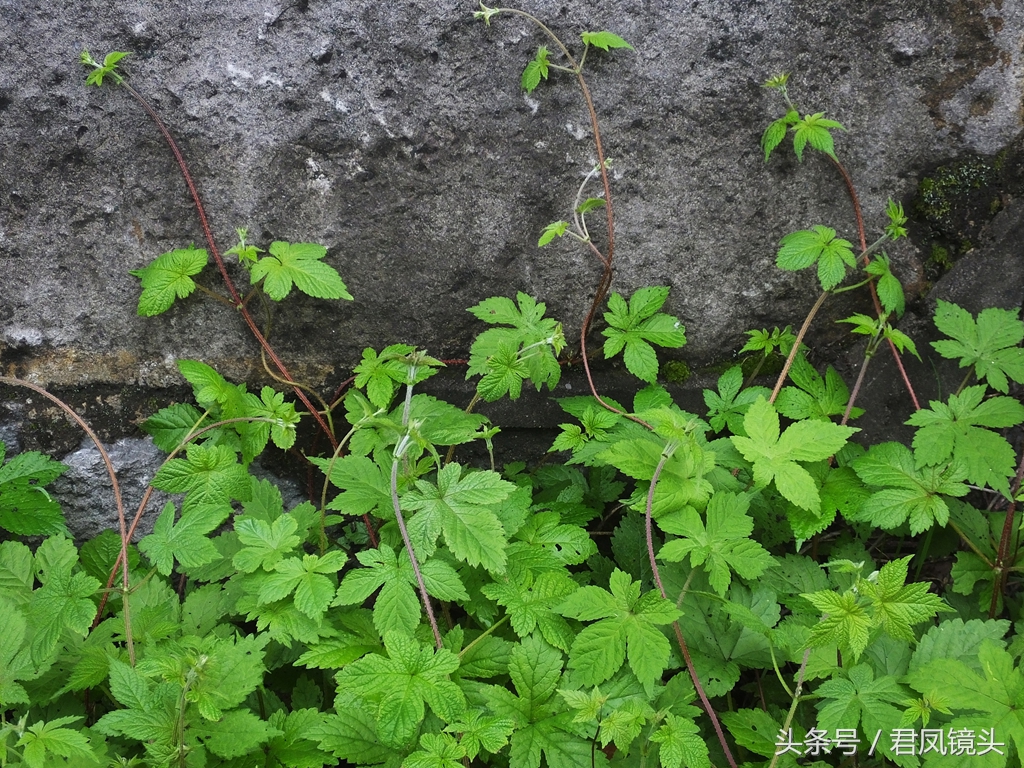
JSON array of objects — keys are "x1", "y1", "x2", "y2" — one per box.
[{"x1": 3, "y1": 10, "x2": 1024, "y2": 768}]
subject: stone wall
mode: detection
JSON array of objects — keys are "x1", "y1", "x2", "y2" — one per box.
[{"x1": 1, "y1": 1, "x2": 1022, "y2": 532}]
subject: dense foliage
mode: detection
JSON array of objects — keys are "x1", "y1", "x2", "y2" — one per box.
[{"x1": 1, "y1": 8, "x2": 1022, "y2": 768}]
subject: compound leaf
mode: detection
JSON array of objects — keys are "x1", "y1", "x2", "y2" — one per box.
[
  {"x1": 138, "y1": 501, "x2": 227, "y2": 576},
  {"x1": 130, "y1": 247, "x2": 208, "y2": 316},
  {"x1": 731, "y1": 397, "x2": 857, "y2": 513},
  {"x1": 658, "y1": 492, "x2": 774, "y2": 596},
  {"x1": 581, "y1": 31, "x2": 634, "y2": 51},
  {"x1": 932, "y1": 300, "x2": 1024, "y2": 393},
  {"x1": 602, "y1": 287, "x2": 686, "y2": 383},
  {"x1": 251, "y1": 241, "x2": 351, "y2": 301},
  {"x1": 776, "y1": 226, "x2": 856, "y2": 291}
]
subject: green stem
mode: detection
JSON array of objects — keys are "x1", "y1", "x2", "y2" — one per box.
[
  {"x1": 840, "y1": 347, "x2": 873, "y2": 426},
  {"x1": 192, "y1": 282, "x2": 236, "y2": 307},
  {"x1": 459, "y1": 616, "x2": 509, "y2": 658},
  {"x1": 829, "y1": 277, "x2": 871, "y2": 294},
  {"x1": 391, "y1": 372, "x2": 443, "y2": 648},
  {"x1": 318, "y1": 415, "x2": 381, "y2": 553},
  {"x1": 769, "y1": 644, "x2": 794, "y2": 698},
  {"x1": 767, "y1": 648, "x2": 812, "y2": 768},
  {"x1": 391, "y1": 447, "x2": 442, "y2": 649},
  {"x1": 770, "y1": 291, "x2": 828, "y2": 402},
  {"x1": 955, "y1": 368, "x2": 975, "y2": 396},
  {"x1": 742, "y1": 351, "x2": 768, "y2": 389}
]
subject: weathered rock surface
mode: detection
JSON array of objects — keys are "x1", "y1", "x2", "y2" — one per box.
[
  {"x1": 1, "y1": 1, "x2": 1023, "y2": 526},
  {"x1": 50, "y1": 436, "x2": 171, "y2": 542}
]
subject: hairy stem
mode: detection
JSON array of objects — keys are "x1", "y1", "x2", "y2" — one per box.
[
  {"x1": 116, "y1": 83, "x2": 347, "y2": 450},
  {"x1": 645, "y1": 449, "x2": 738, "y2": 768},
  {"x1": 830, "y1": 155, "x2": 920, "y2": 411},
  {"x1": 391, "y1": 447, "x2": 443, "y2": 648},
  {"x1": 767, "y1": 648, "x2": 812, "y2": 768},
  {"x1": 989, "y1": 450, "x2": 1024, "y2": 618},
  {"x1": 840, "y1": 349, "x2": 873, "y2": 426},
  {"x1": 770, "y1": 291, "x2": 828, "y2": 402},
  {"x1": 0, "y1": 376, "x2": 134, "y2": 665}
]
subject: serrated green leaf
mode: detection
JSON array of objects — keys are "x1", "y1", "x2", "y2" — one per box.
[
  {"x1": 558, "y1": 569, "x2": 680, "y2": 691},
  {"x1": 581, "y1": 30, "x2": 634, "y2": 51},
  {"x1": 138, "y1": 501, "x2": 227, "y2": 576},
  {"x1": 803, "y1": 589, "x2": 872, "y2": 661},
  {"x1": 721, "y1": 708, "x2": 783, "y2": 758},
  {"x1": 130, "y1": 247, "x2": 208, "y2": 316},
  {"x1": 906, "y1": 385, "x2": 1024, "y2": 495},
  {"x1": 815, "y1": 663, "x2": 906, "y2": 750},
  {"x1": 467, "y1": 293, "x2": 563, "y2": 394},
  {"x1": 336, "y1": 544, "x2": 466, "y2": 637},
  {"x1": 650, "y1": 712, "x2": 710, "y2": 768},
  {"x1": 0, "y1": 448, "x2": 69, "y2": 537},
  {"x1": 906, "y1": 642, "x2": 1024, "y2": 762},
  {"x1": 792, "y1": 112, "x2": 845, "y2": 161},
  {"x1": 776, "y1": 226, "x2": 856, "y2": 291},
  {"x1": 312, "y1": 705, "x2": 391, "y2": 764},
  {"x1": 337, "y1": 631, "x2": 465, "y2": 748},
  {"x1": 310, "y1": 454, "x2": 390, "y2": 518},
  {"x1": 353, "y1": 344, "x2": 415, "y2": 409},
  {"x1": 932, "y1": 300, "x2": 1024, "y2": 393},
  {"x1": 775, "y1": 355, "x2": 862, "y2": 422},
  {"x1": 0, "y1": 601, "x2": 36, "y2": 707},
  {"x1": 482, "y1": 570, "x2": 578, "y2": 651},
  {"x1": 444, "y1": 710, "x2": 515, "y2": 760},
  {"x1": 911, "y1": 618, "x2": 1009, "y2": 674},
  {"x1": 538, "y1": 220, "x2": 568, "y2": 246},
  {"x1": 251, "y1": 241, "x2": 351, "y2": 301},
  {"x1": 602, "y1": 288, "x2": 686, "y2": 383},
  {"x1": 16, "y1": 717, "x2": 94, "y2": 768},
  {"x1": 850, "y1": 442, "x2": 968, "y2": 533},
  {"x1": 521, "y1": 46, "x2": 550, "y2": 92},
  {"x1": 761, "y1": 117, "x2": 789, "y2": 162},
  {"x1": 141, "y1": 403, "x2": 205, "y2": 453},
  {"x1": 403, "y1": 463, "x2": 512, "y2": 574},
  {"x1": 860, "y1": 556, "x2": 950, "y2": 642},
  {"x1": 28, "y1": 554, "x2": 100, "y2": 663},
  {"x1": 658, "y1": 491, "x2": 774, "y2": 596},
  {"x1": 865, "y1": 253, "x2": 906, "y2": 317},
  {"x1": 405, "y1": 732, "x2": 466, "y2": 768},
  {"x1": 190, "y1": 634, "x2": 268, "y2": 719},
  {"x1": 731, "y1": 397, "x2": 857, "y2": 512},
  {"x1": 703, "y1": 365, "x2": 771, "y2": 434},
  {"x1": 152, "y1": 441, "x2": 251, "y2": 512},
  {"x1": 197, "y1": 709, "x2": 282, "y2": 758},
  {"x1": 233, "y1": 514, "x2": 300, "y2": 572},
  {"x1": 576, "y1": 197, "x2": 606, "y2": 214}
]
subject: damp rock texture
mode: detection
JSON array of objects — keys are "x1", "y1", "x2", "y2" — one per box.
[
  {"x1": 50, "y1": 437, "x2": 171, "y2": 542},
  {"x1": 0, "y1": 2, "x2": 1023, "y2": 461}
]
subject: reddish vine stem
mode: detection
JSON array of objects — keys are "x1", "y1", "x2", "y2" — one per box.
[
  {"x1": 119, "y1": 83, "x2": 336, "y2": 442},
  {"x1": 770, "y1": 291, "x2": 829, "y2": 403},
  {"x1": 989, "y1": 450, "x2": 1024, "y2": 618},
  {"x1": 645, "y1": 451, "x2": 738, "y2": 768},
  {"x1": 1, "y1": 376, "x2": 136, "y2": 665},
  {"x1": 829, "y1": 156, "x2": 920, "y2": 411},
  {"x1": 92, "y1": 415, "x2": 286, "y2": 622},
  {"x1": 117, "y1": 81, "x2": 378, "y2": 545},
  {"x1": 497, "y1": 9, "x2": 615, "y2": 339}
]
